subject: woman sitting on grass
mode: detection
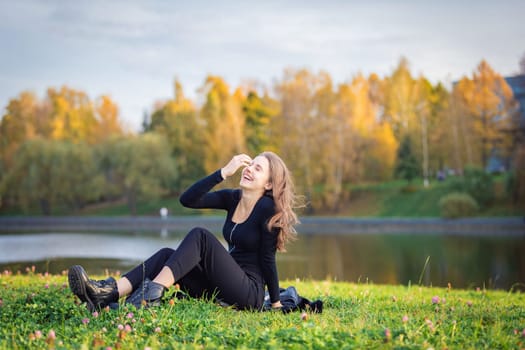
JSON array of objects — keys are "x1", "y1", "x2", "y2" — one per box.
[{"x1": 68, "y1": 152, "x2": 300, "y2": 311}]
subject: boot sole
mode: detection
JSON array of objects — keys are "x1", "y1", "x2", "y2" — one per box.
[{"x1": 68, "y1": 265, "x2": 96, "y2": 312}]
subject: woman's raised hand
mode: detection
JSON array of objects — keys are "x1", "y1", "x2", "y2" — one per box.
[{"x1": 221, "y1": 154, "x2": 252, "y2": 179}]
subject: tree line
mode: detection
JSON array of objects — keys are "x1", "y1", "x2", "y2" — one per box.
[{"x1": 0, "y1": 58, "x2": 523, "y2": 215}]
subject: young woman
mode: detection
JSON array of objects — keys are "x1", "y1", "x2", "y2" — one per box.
[{"x1": 68, "y1": 152, "x2": 300, "y2": 311}]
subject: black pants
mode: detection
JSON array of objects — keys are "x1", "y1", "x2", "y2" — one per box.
[{"x1": 123, "y1": 227, "x2": 264, "y2": 310}]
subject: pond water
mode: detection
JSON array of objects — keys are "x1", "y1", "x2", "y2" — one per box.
[{"x1": 1, "y1": 231, "x2": 524, "y2": 290}]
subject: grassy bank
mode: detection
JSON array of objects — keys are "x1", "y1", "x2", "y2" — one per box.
[
  {"x1": 59, "y1": 177, "x2": 525, "y2": 218},
  {"x1": 1, "y1": 271, "x2": 524, "y2": 349},
  {"x1": 1, "y1": 175, "x2": 521, "y2": 218}
]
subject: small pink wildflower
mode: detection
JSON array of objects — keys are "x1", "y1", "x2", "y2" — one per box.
[
  {"x1": 82, "y1": 318, "x2": 89, "y2": 325},
  {"x1": 431, "y1": 296, "x2": 440, "y2": 304},
  {"x1": 127, "y1": 312, "x2": 134, "y2": 319},
  {"x1": 47, "y1": 330, "x2": 56, "y2": 340},
  {"x1": 117, "y1": 324, "x2": 124, "y2": 331},
  {"x1": 92, "y1": 311, "x2": 99, "y2": 318},
  {"x1": 154, "y1": 327, "x2": 161, "y2": 333},
  {"x1": 300, "y1": 312, "x2": 308, "y2": 321},
  {"x1": 44, "y1": 283, "x2": 49, "y2": 289},
  {"x1": 34, "y1": 330, "x2": 42, "y2": 339},
  {"x1": 402, "y1": 315, "x2": 409, "y2": 323},
  {"x1": 124, "y1": 324, "x2": 132, "y2": 333},
  {"x1": 522, "y1": 328, "x2": 525, "y2": 337},
  {"x1": 466, "y1": 300, "x2": 473, "y2": 307},
  {"x1": 384, "y1": 328, "x2": 391, "y2": 341}
]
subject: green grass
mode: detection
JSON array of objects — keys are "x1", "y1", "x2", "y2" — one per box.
[
  {"x1": 1, "y1": 271, "x2": 524, "y2": 349},
  {"x1": 377, "y1": 183, "x2": 451, "y2": 217},
  {"x1": 333, "y1": 178, "x2": 523, "y2": 218}
]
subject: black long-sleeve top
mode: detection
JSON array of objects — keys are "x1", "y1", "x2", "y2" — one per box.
[{"x1": 179, "y1": 170, "x2": 281, "y2": 303}]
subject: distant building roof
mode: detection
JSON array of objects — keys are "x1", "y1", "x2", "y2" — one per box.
[{"x1": 505, "y1": 75, "x2": 525, "y2": 127}]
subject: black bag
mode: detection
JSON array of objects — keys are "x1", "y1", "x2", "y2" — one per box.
[{"x1": 263, "y1": 286, "x2": 323, "y2": 314}]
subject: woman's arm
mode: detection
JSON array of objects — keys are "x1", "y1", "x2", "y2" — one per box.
[
  {"x1": 259, "y1": 198, "x2": 281, "y2": 305},
  {"x1": 180, "y1": 154, "x2": 253, "y2": 209},
  {"x1": 179, "y1": 170, "x2": 230, "y2": 209}
]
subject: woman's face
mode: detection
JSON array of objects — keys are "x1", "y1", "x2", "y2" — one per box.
[{"x1": 240, "y1": 155, "x2": 272, "y2": 192}]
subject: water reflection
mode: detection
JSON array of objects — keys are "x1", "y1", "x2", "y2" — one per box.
[
  {"x1": 279, "y1": 234, "x2": 525, "y2": 290},
  {"x1": 0, "y1": 231, "x2": 524, "y2": 290}
]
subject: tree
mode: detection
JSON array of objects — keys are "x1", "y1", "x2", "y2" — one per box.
[
  {"x1": 46, "y1": 86, "x2": 99, "y2": 144},
  {"x1": 394, "y1": 136, "x2": 419, "y2": 183},
  {"x1": 412, "y1": 77, "x2": 433, "y2": 186},
  {"x1": 426, "y1": 83, "x2": 451, "y2": 175},
  {"x1": 242, "y1": 91, "x2": 278, "y2": 155},
  {"x1": 274, "y1": 68, "x2": 324, "y2": 210},
  {"x1": 0, "y1": 87, "x2": 126, "y2": 172},
  {"x1": 0, "y1": 92, "x2": 43, "y2": 169},
  {"x1": 452, "y1": 60, "x2": 518, "y2": 168},
  {"x1": 97, "y1": 134, "x2": 176, "y2": 215},
  {"x1": 1, "y1": 138, "x2": 61, "y2": 214},
  {"x1": 382, "y1": 58, "x2": 419, "y2": 139},
  {"x1": 336, "y1": 74, "x2": 397, "y2": 184},
  {"x1": 198, "y1": 76, "x2": 246, "y2": 173},
  {"x1": 310, "y1": 71, "x2": 340, "y2": 210},
  {"x1": 94, "y1": 95, "x2": 126, "y2": 142},
  {"x1": 0, "y1": 139, "x2": 102, "y2": 214},
  {"x1": 366, "y1": 122, "x2": 398, "y2": 182},
  {"x1": 148, "y1": 80, "x2": 206, "y2": 193}
]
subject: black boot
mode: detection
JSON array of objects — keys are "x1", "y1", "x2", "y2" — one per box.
[
  {"x1": 125, "y1": 278, "x2": 166, "y2": 309},
  {"x1": 68, "y1": 265, "x2": 119, "y2": 311}
]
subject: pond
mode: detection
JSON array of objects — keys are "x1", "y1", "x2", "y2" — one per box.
[{"x1": 1, "y1": 231, "x2": 524, "y2": 290}]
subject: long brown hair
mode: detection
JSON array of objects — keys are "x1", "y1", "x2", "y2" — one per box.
[{"x1": 261, "y1": 151, "x2": 301, "y2": 252}]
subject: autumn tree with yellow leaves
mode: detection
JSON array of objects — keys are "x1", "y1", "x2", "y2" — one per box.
[
  {"x1": 451, "y1": 60, "x2": 517, "y2": 168},
  {"x1": 198, "y1": 76, "x2": 246, "y2": 174},
  {"x1": 0, "y1": 59, "x2": 521, "y2": 215},
  {"x1": 0, "y1": 87, "x2": 129, "y2": 214},
  {"x1": 147, "y1": 80, "x2": 206, "y2": 193}
]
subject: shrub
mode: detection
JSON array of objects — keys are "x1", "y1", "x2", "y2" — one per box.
[
  {"x1": 446, "y1": 166, "x2": 494, "y2": 208},
  {"x1": 439, "y1": 192, "x2": 479, "y2": 219}
]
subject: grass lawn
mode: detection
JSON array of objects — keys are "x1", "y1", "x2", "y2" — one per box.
[
  {"x1": 1, "y1": 270, "x2": 524, "y2": 349},
  {"x1": 330, "y1": 177, "x2": 523, "y2": 218}
]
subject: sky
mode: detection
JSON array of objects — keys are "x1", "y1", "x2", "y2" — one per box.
[{"x1": 1, "y1": 0, "x2": 524, "y2": 132}]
